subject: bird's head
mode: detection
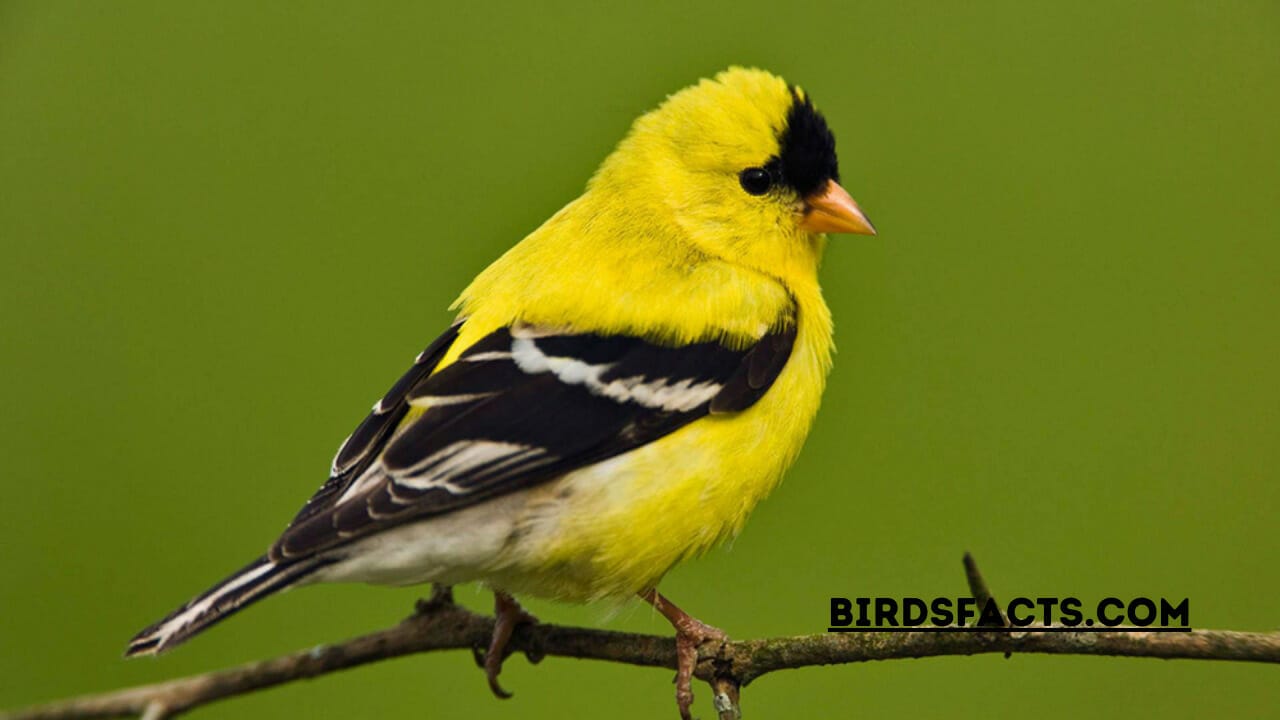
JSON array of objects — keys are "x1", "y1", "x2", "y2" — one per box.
[{"x1": 590, "y1": 67, "x2": 875, "y2": 278}]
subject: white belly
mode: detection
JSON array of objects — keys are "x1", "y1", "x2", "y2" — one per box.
[{"x1": 305, "y1": 489, "x2": 537, "y2": 587}]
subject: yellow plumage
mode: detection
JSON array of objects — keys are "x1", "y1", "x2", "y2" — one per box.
[
  {"x1": 128, "y1": 65, "x2": 875, "y2": 719},
  {"x1": 429, "y1": 69, "x2": 835, "y2": 600}
]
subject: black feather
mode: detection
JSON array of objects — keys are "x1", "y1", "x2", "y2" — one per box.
[
  {"x1": 711, "y1": 323, "x2": 797, "y2": 413},
  {"x1": 272, "y1": 309, "x2": 797, "y2": 559},
  {"x1": 285, "y1": 322, "x2": 461, "y2": 529},
  {"x1": 775, "y1": 89, "x2": 839, "y2": 197},
  {"x1": 125, "y1": 555, "x2": 334, "y2": 656}
]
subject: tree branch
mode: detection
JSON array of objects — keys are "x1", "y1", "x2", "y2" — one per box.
[{"x1": 5, "y1": 558, "x2": 1278, "y2": 720}]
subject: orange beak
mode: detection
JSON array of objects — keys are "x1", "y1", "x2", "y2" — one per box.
[{"x1": 798, "y1": 179, "x2": 877, "y2": 235}]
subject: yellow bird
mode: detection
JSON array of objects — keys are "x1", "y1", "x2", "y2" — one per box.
[{"x1": 127, "y1": 66, "x2": 875, "y2": 719}]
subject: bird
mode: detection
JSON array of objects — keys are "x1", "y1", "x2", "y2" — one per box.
[{"x1": 126, "y1": 66, "x2": 876, "y2": 719}]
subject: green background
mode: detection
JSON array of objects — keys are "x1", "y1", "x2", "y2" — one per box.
[{"x1": 2, "y1": 1, "x2": 1277, "y2": 718}]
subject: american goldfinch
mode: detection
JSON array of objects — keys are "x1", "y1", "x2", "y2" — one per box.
[{"x1": 127, "y1": 66, "x2": 875, "y2": 719}]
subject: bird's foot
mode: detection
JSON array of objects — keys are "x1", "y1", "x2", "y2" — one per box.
[
  {"x1": 477, "y1": 591, "x2": 538, "y2": 699},
  {"x1": 672, "y1": 618, "x2": 728, "y2": 720},
  {"x1": 640, "y1": 589, "x2": 729, "y2": 720}
]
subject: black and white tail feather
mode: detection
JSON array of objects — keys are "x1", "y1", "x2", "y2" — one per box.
[
  {"x1": 125, "y1": 323, "x2": 465, "y2": 657},
  {"x1": 125, "y1": 556, "x2": 330, "y2": 657},
  {"x1": 127, "y1": 310, "x2": 796, "y2": 656}
]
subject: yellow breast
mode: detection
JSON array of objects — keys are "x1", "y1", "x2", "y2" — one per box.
[
  {"x1": 426, "y1": 182, "x2": 835, "y2": 601},
  {"x1": 486, "y1": 287, "x2": 831, "y2": 601}
]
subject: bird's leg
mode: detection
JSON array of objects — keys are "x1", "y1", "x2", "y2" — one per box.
[
  {"x1": 481, "y1": 591, "x2": 538, "y2": 699},
  {"x1": 639, "y1": 589, "x2": 728, "y2": 720}
]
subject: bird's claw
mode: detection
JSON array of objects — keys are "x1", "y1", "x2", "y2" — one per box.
[
  {"x1": 639, "y1": 589, "x2": 728, "y2": 720},
  {"x1": 484, "y1": 651, "x2": 514, "y2": 700},
  {"x1": 672, "y1": 619, "x2": 728, "y2": 720},
  {"x1": 480, "y1": 591, "x2": 537, "y2": 700}
]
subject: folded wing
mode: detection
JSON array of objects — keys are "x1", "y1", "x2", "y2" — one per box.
[{"x1": 272, "y1": 314, "x2": 796, "y2": 561}]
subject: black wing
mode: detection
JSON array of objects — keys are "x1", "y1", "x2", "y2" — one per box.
[
  {"x1": 285, "y1": 321, "x2": 462, "y2": 527},
  {"x1": 271, "y1": 314, "x2": 797, "y2": 561}
]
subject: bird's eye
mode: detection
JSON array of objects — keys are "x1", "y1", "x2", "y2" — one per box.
[{"x1": 738, "y1": 167, "x2": 772, "y2": 196}]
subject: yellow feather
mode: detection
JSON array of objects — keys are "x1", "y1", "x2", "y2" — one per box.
[
  {"x1": 416, "y1": 68, "x2": 839, "y2": 601},
  {"x1": 123, "y1": 68, "x2": 861, "y2": 670}
]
